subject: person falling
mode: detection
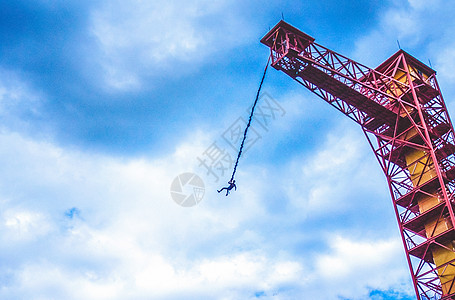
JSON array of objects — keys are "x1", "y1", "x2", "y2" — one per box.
[{"x1": 218, "y1": 179, "x2": 237, "y2": 196}]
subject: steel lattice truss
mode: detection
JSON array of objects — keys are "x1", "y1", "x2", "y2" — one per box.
[{"x1": 262, "y1": 21, "x2": 455, "y2": 300}]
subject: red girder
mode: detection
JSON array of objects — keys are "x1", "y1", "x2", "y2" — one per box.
[{"x1": 262, "y1": 21, "x2": 455, "y2": 300}]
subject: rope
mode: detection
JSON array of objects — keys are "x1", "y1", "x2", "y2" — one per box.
[{"x1": 229, "y1": 56, "x2": 271, "y2": 183}]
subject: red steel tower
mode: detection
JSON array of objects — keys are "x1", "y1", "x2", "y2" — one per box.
[{"x1": 261, "y1": 21, "x2": 455, "y2": 299}]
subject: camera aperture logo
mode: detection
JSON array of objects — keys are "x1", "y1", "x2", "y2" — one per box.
[{"x1": 170, "y1": 173, "x2": 205, "y2": 207}]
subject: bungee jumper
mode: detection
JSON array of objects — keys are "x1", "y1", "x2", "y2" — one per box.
[
  {"x1": 217, "y1": 180, "x2": 237, "y2": 196},
  {"x1": 218, "y1": 55, "x2": 270, "y2": 196}
]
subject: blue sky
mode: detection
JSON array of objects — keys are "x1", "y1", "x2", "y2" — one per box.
[{"x1": 1, "y1": 0, "x2": 455, "y2": 299}]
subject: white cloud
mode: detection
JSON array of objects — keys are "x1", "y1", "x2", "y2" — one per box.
[
  {"x1": 0, "y1": 128, "x2": 301, "y2": 299},
  {"x1": 3, "y1": 1, "x2": 447, "y2": 298},
  {"x1": 89, "y1": 0, "x2": 254, "y2": 91},
  {"x1": 316, "y1": 236, "x2": 399, "y2": 280},
  {"x1": 311, "y1": 235, "x2": 412, "y2": 300},
  {"x1": 0, "y1": 122, "x2": 412, "y2": 299},
  {"x1": 352, "y1": 0, "x2": 455, "y2": 83},
  {"x1": 2, "y1": 209, "x2": 52, "y2": 242},
  {"x1": 6, "y1": 250, "x2": 303, "y2": 300},
  {"x1": 284, "y1": 122, "x2": 385, "y2": 216},
  {"x1": 0, "y1": 68, "x2": 43, "y2": 132},
  {"x1": 12, "y1": 263, "x2": 122, "y2": 300}
]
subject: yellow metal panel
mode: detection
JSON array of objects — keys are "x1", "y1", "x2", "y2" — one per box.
[
  {"x1": 394, "y1": 70, "x2": 408, "y2": 84},
  {"x1": 399, "y1": 99, "x2": 453, "y2": 294},
  {"x1": 442, "y1": 281, "x2": 455, "y2": 296},
  {"x1": 417, "y1": 194, "x2": 441, "y2": 213},
  {"x1": 404, "y1": 148, "x2": 436, "y2": 186},
  {"x1": 432, "y1": 242, "x2": 455, "y2": 295},
  {"x1": 405, "y1": 148, "x2": 425, "y2": 165},
  {"x1": 408, "y1": 65, "x2": 429, "y2": 81},
  {"x1": 401, "y1": 127, "x2": 418, "y2": 141},
  {"x1": 424, "y1": 217, "x2": 453, "y2": 238}
]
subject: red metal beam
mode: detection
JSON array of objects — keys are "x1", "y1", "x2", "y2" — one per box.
[{"x1": 262, "y1": 21, "x2": 455, "y2": 300}]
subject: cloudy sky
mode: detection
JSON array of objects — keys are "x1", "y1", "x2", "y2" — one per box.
[{"x1": 1, "y1": 0, "x2": 455, "y2": 299}]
